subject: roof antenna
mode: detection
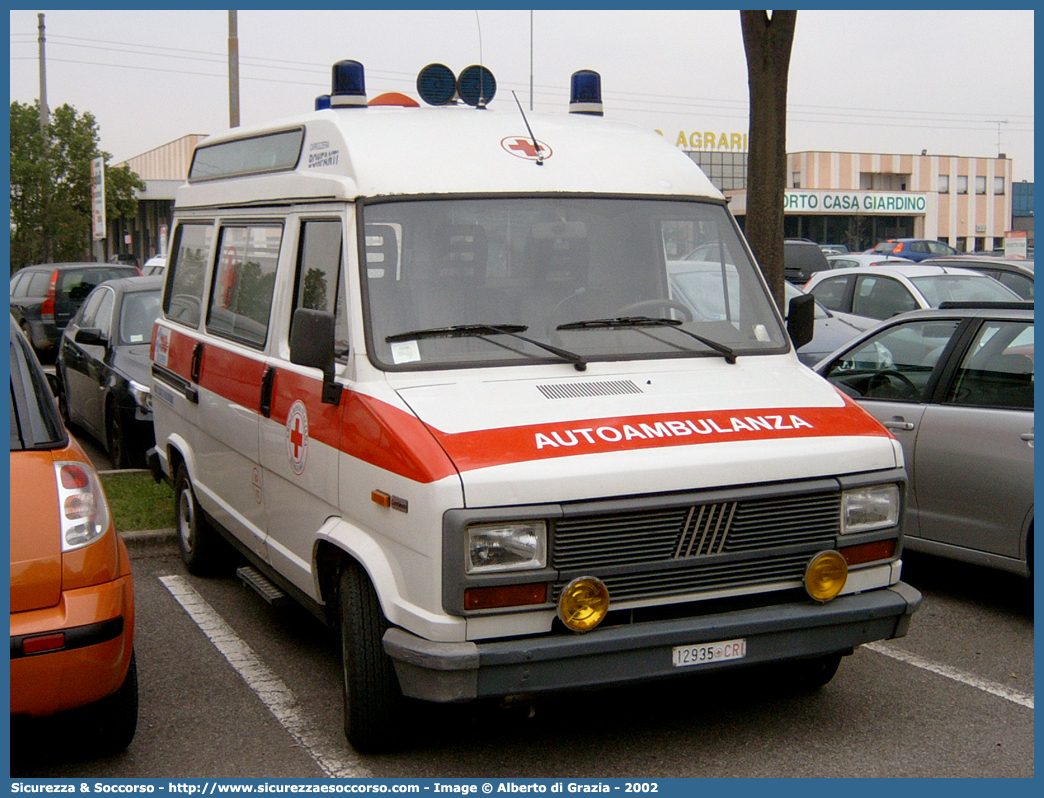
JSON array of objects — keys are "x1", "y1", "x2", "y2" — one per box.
[{"x1": 512, "y1": 90, "x2": 544, "y2": 166}]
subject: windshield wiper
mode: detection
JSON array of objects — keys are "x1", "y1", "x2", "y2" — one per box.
[
  {"x1": 557, "y1": 316, "x2": 738, "y2": 364},
  {"x1": 387, "y1": 324, "x2": 587, "y2": 371}
]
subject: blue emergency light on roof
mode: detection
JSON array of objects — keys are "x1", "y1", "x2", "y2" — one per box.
[
  {"x1": 417, "y1": 63, "x2": 458, "y2": 106},
  {"x1": 330, "y1": 60, "x2": 367, "y2": 108},
  {"x1": 458, "y1": 65, "x2": 496, "y2": 107},
  {"x1": 569, "y1": 70, "x2": 603, "y2": 116},
  {"x1": 315, "y1": 94, "x2": 331, "y2": 111}
]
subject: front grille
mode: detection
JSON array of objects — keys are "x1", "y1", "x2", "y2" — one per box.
[{"x1": 551, "y1": 491, "x2": 840, "y2": 603}]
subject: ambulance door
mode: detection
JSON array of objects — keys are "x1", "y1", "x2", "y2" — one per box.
[
  {"x1": 259, "y1": 217, "x2": 348, "y2": 597},
  {"x1": 194, "y1": 221, "x2": 286, "y2": 559}
]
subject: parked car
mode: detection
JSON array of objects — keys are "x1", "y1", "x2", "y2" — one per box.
[
  {"x1": 814, "y1": 303, "x2": 1033, "y2": 577},
  {"x1": 920, "y1": 256, "x2": 1034, "y2": 301},
  {"x1": 868, "y1": 238, "x2": 960, "y2": 262},
  {"x1": 9, "y1": 262, "x2": 140, "y2": 358},
  {"x1": 783, "y1": 238, "x2": 831, "y2": 282},
  {"x1": 819, "y1": 244, "x2": 849, "y2": 254},
  {"x1": 9, "y1": 317, "x2": 138, "y2": 753},
  {"x1": 805, "y1": 263, "x2": 1021, "y2": 325},
  {"x1": 826, "y1": 253, "x2": 914, "y2": 270},
  {"x1": 142, "y1": 254, "x2": 167, "y2": 276},
  {"x1": 784, "y1": 282, "x2": 866, "y2": 366},
  {"x1": 55, "y1": 276, "x2": 163, "y2": 469}
]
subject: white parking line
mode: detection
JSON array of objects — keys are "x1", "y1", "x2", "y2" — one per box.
[
  {"x1": 159, "y1": 574, "x2": 372, "y2": 778},
  {"x1": 865, "y1": 641, "x2": 1034, "y2": 710}
]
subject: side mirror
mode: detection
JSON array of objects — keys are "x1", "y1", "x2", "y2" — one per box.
[
  {"x1": 786, "y1": 293, "x2": 815, "y2": 351},
  {"x1": 74, "y1": 327, "x2": 107, "y2": 346},
  {"x1": 290, "y1": 308, "x2": 342, "y2": 405}
]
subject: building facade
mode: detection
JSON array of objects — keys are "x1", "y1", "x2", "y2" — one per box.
[{"x1": 689, "y1": 149, "x2": 1019, "y2": 254}]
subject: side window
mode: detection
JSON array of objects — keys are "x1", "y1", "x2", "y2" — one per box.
[
  {"x1": 93, "y1": 289, "x2": 116, "y2": 339},
  {"x1": 76, "y1": 289, "x2": 108, "y2": 329},
  {"x1": 27, "y1": 272, "x2": 51, "y2": 298},
  {"x1": 945, "y1": 321, "x2": 1034, "y2": 410},
  {"x1": 993, "y1": 271, "x2": 1033, "y2": 300},
  {"x1": 291, "y1": 220, "x2": 348, "y2": 357},
  {"x1": 808, "y1": 276, "x2": 850, "y2": 312},
  {"x1": 206, "y1": 224, "x2": 283, "y2": 348},
  {"x1": 10, "y1": 273, "x2": 26, "y2": 298},
  {"x1": 851, "y1": 275, "x2": 918, "y2": 320},
  {"x1": 824, "y1": 319, "x2": 961, "y2": 401},
  {"x1": 165, "y1": 223, "x2": 215, "y2": 328}
]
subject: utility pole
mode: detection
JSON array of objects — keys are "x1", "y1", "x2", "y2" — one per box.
[
  {"x1": 37, "y1": 13, "x2": 49, "y2": 139},
  {"x1": 228, "y1": 10, "x2": 241, "y2": 127}
]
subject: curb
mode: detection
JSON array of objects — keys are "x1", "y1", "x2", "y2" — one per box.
[{"x1": 119, "y1": 527, "x2": 177, "y2": 553}]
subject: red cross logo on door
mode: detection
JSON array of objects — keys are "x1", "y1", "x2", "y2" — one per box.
[
  {"x1": 285, "y1": 400, "x2": 309, "y2": 475},
  {"x1": 501, "y1": 136, "x2": 552, "y2": 161}
]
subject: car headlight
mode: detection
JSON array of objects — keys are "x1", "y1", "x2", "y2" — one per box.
[
  {"x1": 841, "y1": 484, "x2": 900, "y2": 534},
  {"x1": 466, "y1": 521, "x2": 547, "y2": 573},
  {"x1": 129, "y1": 379, "x2": 152, "y2": 412}
]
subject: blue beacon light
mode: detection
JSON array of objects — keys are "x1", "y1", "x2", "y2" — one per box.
[
  {"x1": 330, "y1": 60, "x2": 367, "y2": 108},
  {"x1": 315, "y1": 94, "x2": 331, "y2": 111},
  {"x1": 569, "y1": 70, "x2": 603, "y2": 116}
]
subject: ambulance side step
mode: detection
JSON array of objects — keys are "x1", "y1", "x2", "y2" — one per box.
[{"x1": 236, "y1": 566, "x2": 290, "y2": 607}]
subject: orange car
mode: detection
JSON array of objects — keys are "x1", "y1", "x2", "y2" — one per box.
[{"x1": 9, "y1": 317, "x2": 137, "y2": 753}]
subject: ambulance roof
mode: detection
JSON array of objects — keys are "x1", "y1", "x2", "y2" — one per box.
[{"x1": 175, "y1": 104, "x2": 722, "y2": 209}]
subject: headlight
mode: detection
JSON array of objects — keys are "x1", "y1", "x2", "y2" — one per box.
[
  {"x1": 466, "y1": 521, "x2": 547, "y2": 573},
  {"x1": 841, "y1": 484, "x2": 900, "y2": 534},
  {"x1": 129, "y1": 379, "x2": 152, "y2": 412}
]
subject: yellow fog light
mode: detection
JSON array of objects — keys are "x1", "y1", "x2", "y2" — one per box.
[
  {"x1": 805, "y1": 550, "x2": 848, "y2": 602},
  {"x1": 558, "y1": 576, "x2": 610, "y2": 632}
]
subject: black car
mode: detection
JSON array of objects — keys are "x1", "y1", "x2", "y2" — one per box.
[
  {"x1": 10, "y1": 262, "x2": 140, "y2": 358},
  {"x1": 55, "y1": 275, "x2": 163, "y2": 468},
  {"x1": 783, "y1": 238, "x2": 830, "y2": 283}
]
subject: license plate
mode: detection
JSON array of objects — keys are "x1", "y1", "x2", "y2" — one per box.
[{"x1": 672, "y1": 638, "x2": 747, "y2": 668}]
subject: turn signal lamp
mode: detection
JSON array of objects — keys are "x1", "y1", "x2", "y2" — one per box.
[
  {"x1": 569, "y1": 70, "x2": 603, "y2": 115},
  {"x1": 804, "y1": 551, "x2": 848, "y2": 602},
  {"x1": 464, "y1": 583, "x2": 548, "y2": 611},
  {"x1": 331, "y1": 60, "x2": 367, "y2": 108},
  {"x1": 558, "y1": 576, "x2": 610, "y2": 632}
]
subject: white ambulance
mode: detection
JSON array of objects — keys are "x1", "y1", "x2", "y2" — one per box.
[{"x1": 149, "y1": 61, "x2": 921, "y2": 752}]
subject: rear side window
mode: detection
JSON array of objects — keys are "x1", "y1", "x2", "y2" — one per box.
[
  {"x1": 27, "y1": 271, "x2": 51, "y2": 298},
  {"x1": 165, "y1": 223, "x2": 215, "y2": 328},
  {"x1": 206, "y1": 224, "x2": 283, "y2": 348},
  {"x1": 10, "y1": 326, "x2": 65, "y2": 450}
]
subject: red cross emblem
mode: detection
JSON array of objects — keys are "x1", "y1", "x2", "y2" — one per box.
[
  {"x1": 285, "y1": 400, "x2": 309, "y2": 475},
  {"x1": 501, "y1": 136, "x2": 552, "y2": 161}
]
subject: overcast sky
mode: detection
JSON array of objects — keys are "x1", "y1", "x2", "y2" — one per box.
[{"x1": 9, "y1": 9, "x2": 1036, "y2": 182}]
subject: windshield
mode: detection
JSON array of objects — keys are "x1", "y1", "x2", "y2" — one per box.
[
  {"x1": 361, "y1": 197, "x2": 786, "y2": 370},
  {"x1": 910, "y1": 274, "x2": 1020, "y2": 306}
]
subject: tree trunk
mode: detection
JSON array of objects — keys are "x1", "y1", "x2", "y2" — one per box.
[{"x1": 741, "y1": 10, "x2": 797, "y2": 311}]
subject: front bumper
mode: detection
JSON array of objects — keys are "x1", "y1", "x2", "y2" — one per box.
[{"x1": 384, "y1": 582, "x2": 922, "y2": 702}]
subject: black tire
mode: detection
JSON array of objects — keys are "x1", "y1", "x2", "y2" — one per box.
[
  {"x1": 107, "y1": 402, "x2": 131, "y2": 469},
  {"x1": 339, "y1": 561, "x2": 406, "y2": 753},
  {"x1": 174, "y1": 464, "x2": 230, "y2": 576},
  {"x1": 77, "y1": 651, "x2": 139, "y2": 756},
  {"x1": 783, "y1": 652, "x2": 843, "y2": 691}
]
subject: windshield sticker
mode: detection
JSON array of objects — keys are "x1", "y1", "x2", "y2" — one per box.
[{"x1": 391, "y1": 340, "x2": 421, "y2": 365}]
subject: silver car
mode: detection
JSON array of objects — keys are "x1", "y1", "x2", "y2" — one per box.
[{"x1": 815, "y1": 303, "x2": 1034, "y2": 577}]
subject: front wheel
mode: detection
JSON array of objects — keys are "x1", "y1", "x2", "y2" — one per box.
[
  {"x1": 174, "y1": 465, "x2": 231, "y2": 576},
  {"x1": 339, "y1": 562, "x2": 407, "y2": 753}
]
